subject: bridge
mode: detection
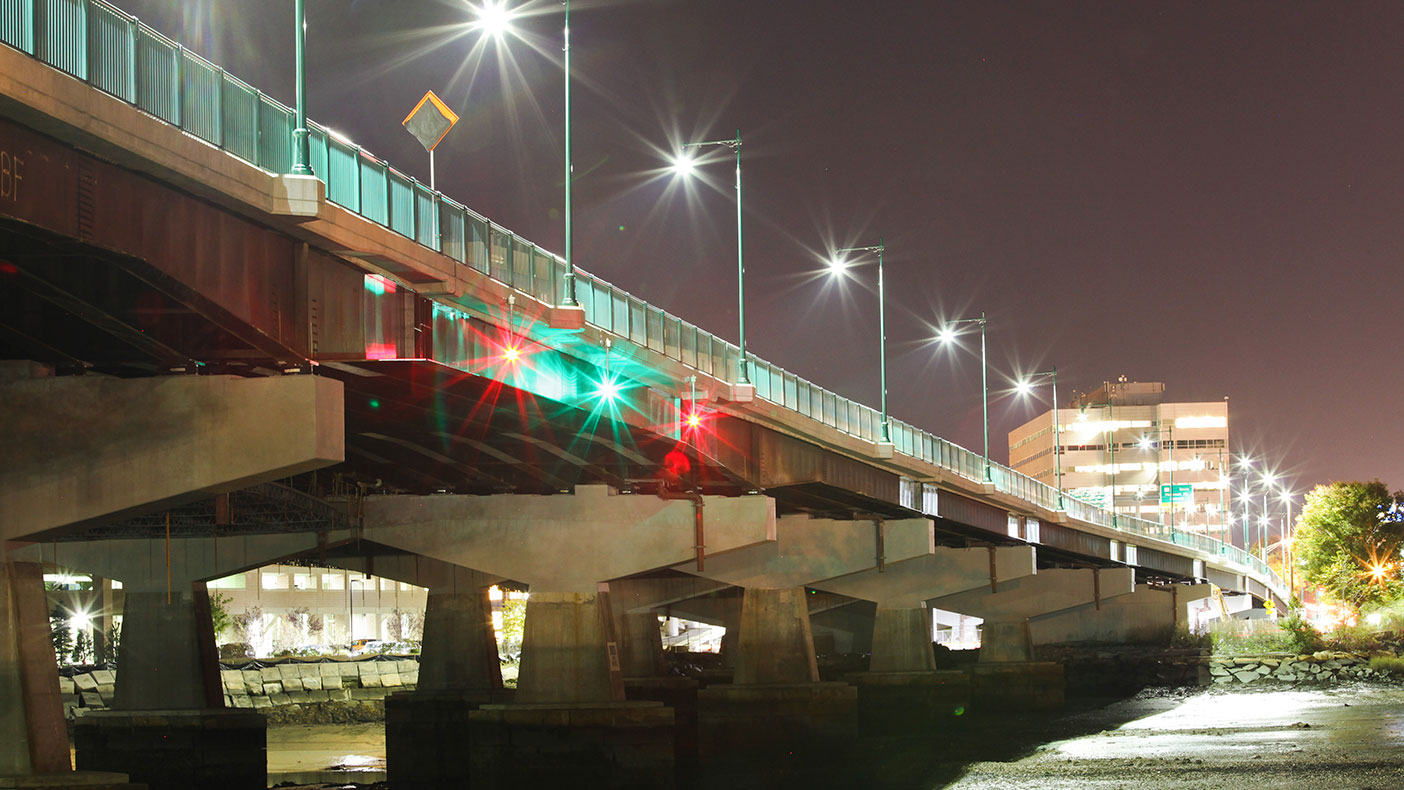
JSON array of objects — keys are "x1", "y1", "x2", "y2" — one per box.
[{"x1": 0, "y1": 2, "x2": 1287, "y2": 788}]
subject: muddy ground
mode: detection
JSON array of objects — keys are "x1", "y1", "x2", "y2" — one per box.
[{"x1": 266, "y1": 682, "x2": 1404, "y2": 789}]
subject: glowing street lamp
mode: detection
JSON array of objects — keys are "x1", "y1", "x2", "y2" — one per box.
[
  {"x1": 670, "y1": 130, "x2": 749, "y2": 387},
  {"x1": 1260, "y1": 472, "x2": 1276, "y2": 562},
  {"x1": 939, "y1": 313, "x2": 990, "y2": 482},
  {"x1": 468, "y1": 0, "x2": 579, "y2": 310},
  {"x1": 828, "y1": 241, "x2": 890, "y2": 444},
  {"x1": 474, "y1": 1, "x2": 515, "y2": 38},
  {"x1": 1018, "y1": 367, "x2": 1062, "y2": 510}
]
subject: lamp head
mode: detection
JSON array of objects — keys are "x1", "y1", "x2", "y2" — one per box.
[
  {"x1": 825, "y1": 256, "x2": 849, "y2": 277},
  {"x1": 937, "y1": 327, "x2": 957, "y2": 344},
  {"x1": 476, "y1": 1, "x2": 516, "y2": 39},
  {"x1": 671, "y1": 154, "x2": 696, "y2": 177}
]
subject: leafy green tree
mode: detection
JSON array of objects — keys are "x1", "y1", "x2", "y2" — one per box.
[
  {"x1": 209, "y1": 591, "x2": 233, "y2": 641},
  {"x1": 49, "y1": 607, "x2": 72, "y2": 665},
  {"x1": 1294, "y1": 481, "x2": 1404, "y2": 614}
]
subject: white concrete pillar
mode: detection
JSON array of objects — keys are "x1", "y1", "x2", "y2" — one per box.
[
  {"x1": 514, "y1": 591, "x2": 621, "y2": 704},
  {"x1": 416, "y1": 585, "x2": 502, "y2": 692},
  {"x1": 734, "y1": 587, "x2": 819, "y2": 685},
  {"x1": 869, "y1": 606, "x2": 936, "y2": 673}
]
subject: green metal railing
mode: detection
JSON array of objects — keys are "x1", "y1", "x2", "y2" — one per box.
[{"x1": 0, "y1": 0, "x2": 1285, "y2": 600}]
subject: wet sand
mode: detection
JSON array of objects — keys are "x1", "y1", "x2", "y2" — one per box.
[
  {"x1": 943, "y1": 683, "x2": 1404, "y2": 789},
  {"x1": 258, "y1": 683, "x2": 1404, "y2": 789}
]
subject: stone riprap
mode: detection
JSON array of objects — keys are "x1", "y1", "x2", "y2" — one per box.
[
  {"x1": 1210, "y1": 651, "x2": 1398, "y2": 684},
  {"x1": 60, "y1": 657, "x2": 420, "y2": 714}
]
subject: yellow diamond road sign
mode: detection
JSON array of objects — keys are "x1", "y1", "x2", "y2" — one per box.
[{"x1": 402, "y1": 90, "x2": 459, "y2": 153}]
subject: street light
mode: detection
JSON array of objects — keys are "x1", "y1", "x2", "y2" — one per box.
[
  {"x1": 938, "y1": 312, "x2": 989, "y2": 482},
  {"x1": 1017, "y1": 368, "x2": 1062, "y2": 510},
  {"x1": 467, "y1": 0, "x2": 579, "y2": 310},
  {"x1": 561, "y1": 0, "x2": 580, "y2": 309},
  {"x1": 1261, "y1": 472, "x2": 1276, "y2": 562},
  {"x1": 290, "y1": 0, "x2": 313, "y2": 176},
  {"x1": 670, "y1": 130, "x2": 749, "y2": 387},
  {"x1": 827, "y1": 241, "x2": 890, "y2": 444}
]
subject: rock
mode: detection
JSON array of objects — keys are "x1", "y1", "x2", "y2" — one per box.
[{"x1": 1234, "y1": 670, "x2": 1259, "y2": 683}]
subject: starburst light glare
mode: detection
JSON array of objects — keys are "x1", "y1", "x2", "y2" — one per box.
[
  {"x1": 826, "y1": 256, "x2": 849, "y2": 276},
  {"x1": 1372, "y1": 564, "x2": 1388, "y2": 580},
  {"x1": 474, "y1": 1, "x2": 516, "y2": 40},
  {"x1": 686, "y1": 412, "x2": 702, "y2": 429},
  {"x1": 503, "y1": 345, "x2": 520, "y2": 363},
  {"x1": 596, "y1": 376, "x2": 620, "y2": 402},
  {"x1": 937, "y1": 327, "x2": 957, "y2": 344},
  {"x1": 671, "y1": 154, "x2": 697, "y2": 177}
]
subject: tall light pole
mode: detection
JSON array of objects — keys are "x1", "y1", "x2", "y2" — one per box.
[
  {"x1": 560, "y1": 0, "x2": 579, "y2": 308},
  {"x1": 1019, "y1": 368, "x2": 1062, "y2": 510},
  {"x1": 291, "y1": 0, "x2": 313, "y2": 176},
  {"x1": 827, "y1": 241, "x2": 889, "y2": 443},
  {"x1": 1260, "y1": 472, "x2": 1276, "y2": 562},
  {"x1": 468, "y1": 1, "x2": 579, "y2": 308},
  {"x1": 671, "y1": 131, "x2": 749, "y2": 386},
  {"x1": 939, "y1": 313, "x2": 989, "y2": 481},
  {"x1": 1239, "y1": 456, "x2": 1254, "y2": 552}
]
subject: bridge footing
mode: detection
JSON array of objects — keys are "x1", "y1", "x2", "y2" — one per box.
[
  {"x1": 850, "y1": 670, "x2": 970, "y2": 732},
  {"x1": 384, "y1": 689, "x2": 512, "y2": 790},
  {"x1": 968, "y1": 662, "x2": 1064, "y2": 711},
  {"x1": 74, "y1": 709, "x2": 264, "y2": 790},
  {"x1": 468, "y1": 702, "x2": 674, "y2": 789},
  {"x1": 0, "y1": 772, "x2": 142, "y2": 789},
  {"x1": 624, "y1": 677, "x2": 699, "y2": 773}
]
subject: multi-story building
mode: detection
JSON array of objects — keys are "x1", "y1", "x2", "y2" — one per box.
[{"x1": 1008, "y1": 379, "x2": 1233, "y2": 537}]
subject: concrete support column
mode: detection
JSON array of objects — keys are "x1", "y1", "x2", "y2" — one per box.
[
  {"x1": 979, "y1": 619, "x2": 1033, "y2": 664},
  {"x1": 113, "y1": 586, "x2": 215, "y2": 710},
  {"x1": 617, "y1": 611, "x2": 665, "y2": 679},
  {"x1": 515, "y1": 590, "x2": 621, "y2": 704},
  {"x1": 416, "y1": 585, "x2": 502, "y2": 693},
  {"x1": 734, "y1": 587, "x2": 819, "y2": 685},
  {"x1": 716, "y1": 594, "x2": 743, "y2": 669},
  {"x1": 1, "y1": 560, "x2": 70, "y2": 776},
  {"x1": 869, "y1": 606, "x2": 935, "y2": 673}
]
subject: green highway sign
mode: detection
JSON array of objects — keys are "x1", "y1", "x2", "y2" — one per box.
[{"x1": 1160, "y1": 483, "x2": 1193, "y2": 506}]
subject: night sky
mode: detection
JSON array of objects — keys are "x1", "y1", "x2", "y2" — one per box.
[{"x1": 106, "y1": 0, "x2": 1403, "y2": 499}]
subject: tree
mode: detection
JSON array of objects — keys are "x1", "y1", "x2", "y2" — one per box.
[
  {"x1": 49, "y1": 607, "x2": 72, "y2": 665},
  {"x1": 1294, "y1": 480, "x2": 1404, "y2": 614},
  {"x1": 209, "y1": 591, "x2": 233, "y2": 641}
]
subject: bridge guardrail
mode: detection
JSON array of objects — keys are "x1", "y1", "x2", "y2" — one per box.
[{"x1": 0, "y1": 0, "x2": 1286, "y2": 602}]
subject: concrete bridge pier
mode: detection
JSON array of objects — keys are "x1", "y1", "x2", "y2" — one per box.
[
  {"x1": 813, "y1": 546, "x2": 1037, "y2": 730},
  {"x1": 359, "y1": 487, "x2": 778, "y2": 789},
  {"x1": 25, "y1": 534, "x2": 347, "y2": 790},
  {"x1": 606, "y1": 575, "x2": 733, "y2": 775},
  {"x1": 932, "y1": 567, "x2": 1138, "y2": 710},
  {"x1": 1, "y1": 557, "x2": 140, "y2": 789},
  {"x1": 377, "y1": 562, "x2": 508, "y2": 790},
  {"x1": 674, "y1": 515, "x2": 938, "y2": 770}
]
